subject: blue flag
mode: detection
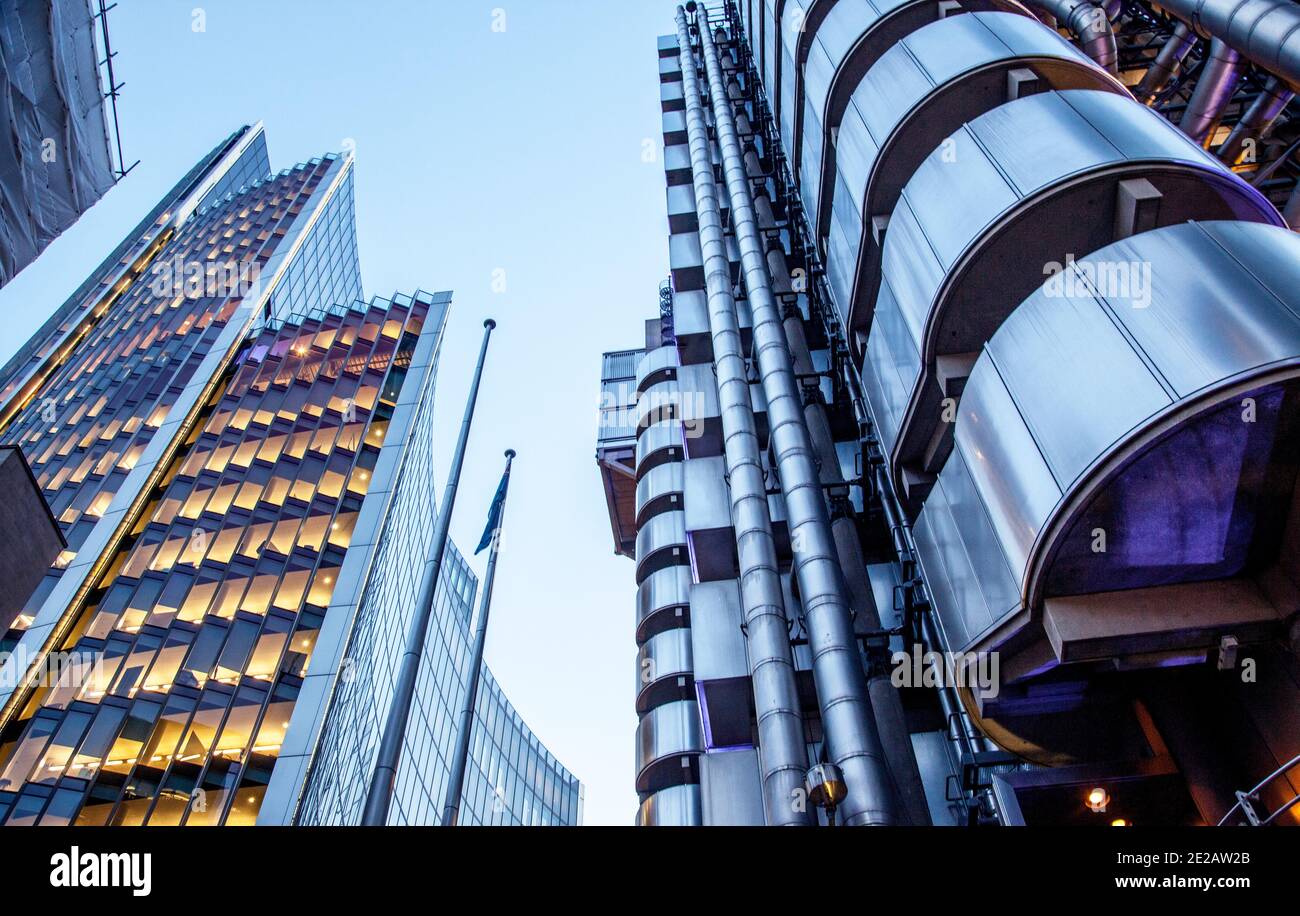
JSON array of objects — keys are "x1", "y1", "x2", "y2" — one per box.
[{"x1": 475, "y1": 468, "x2": 511, "y2": 554}]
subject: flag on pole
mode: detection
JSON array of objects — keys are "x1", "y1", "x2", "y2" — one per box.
[{"x1": 475, "y1": 467, "x2": 511, "y2": 554}]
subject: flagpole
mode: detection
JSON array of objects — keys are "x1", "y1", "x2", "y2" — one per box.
[
  {"x1": 440, "y1": 448, "x2": 516, "y2": 827},
  {"x1": 361, "y1": 318, "x2": 496, "y2": 826}
]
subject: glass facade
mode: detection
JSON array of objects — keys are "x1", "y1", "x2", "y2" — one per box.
[
  {"x1": 0, "y1": 126, "x2": 266, "y2": 411},
  {"x1": 0, "y1": 153, "x2": 354, "y2": 635},
  {"x1": 0, "y1": 296, "x2": 428, "y2": 825},
  {"x1": 292, "y1": 296, "x2": 581, "y2": 826},
  {"x1": 0, "y1": 127, "x2": 579, "y2": 827},
  {"x1": 195, "y1": 131, "x2": 272, "y2": 216}
]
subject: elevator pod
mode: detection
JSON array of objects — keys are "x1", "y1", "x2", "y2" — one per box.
[{"x1": 908, "y1": 223, "x2": 1300, "y2": 812}]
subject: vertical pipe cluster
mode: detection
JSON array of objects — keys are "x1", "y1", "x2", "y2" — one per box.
[
  {"x1": 674, "y1": 6, "x2": 812, "y2": 827},
  {"x1": 1152, "y1": 0, "x2": 1300, "y2": 89},
  {"x1": 1218, "y1": 76, "x2": 1295, "y2": 164},
  {"x1": 761, "y1": 218, "x2": 928, "y2": 825},
  {"x1": 1180, "y1": 38, "x2": 1243, "y2": 144},
  {"x1": 1134, "y1": 22, "x2": 1197, "y2": 105},
  {"x1": 692, "y1": 4, "x2": 900, "y2": 826}
]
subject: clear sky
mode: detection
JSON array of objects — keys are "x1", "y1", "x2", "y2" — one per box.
[{"x1": 0, "y1": 0, "x2": 692, "y2": 826}]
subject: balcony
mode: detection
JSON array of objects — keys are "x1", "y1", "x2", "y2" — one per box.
[{"x1": 596, "y1": 348, "x2": 643, "y2": 558}]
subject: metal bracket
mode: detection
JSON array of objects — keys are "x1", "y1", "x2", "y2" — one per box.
[
  {"x1": 1234, "y1": 790, "x2": 1263, "y2": 826},
  {"x1": 961, "y1": 750, "x2": 1020, "y2": 793}
]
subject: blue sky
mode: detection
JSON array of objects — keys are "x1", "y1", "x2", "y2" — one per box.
[{"x1": 0, "y1": 0, "x2": 690, "y2": 826}]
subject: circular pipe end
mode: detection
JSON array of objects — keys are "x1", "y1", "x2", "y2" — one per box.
[
  {"x1": 685, "y1": 1, "x2": 697, "y2": 11},
  {"x1": 505, "y1": 449, "x2": 517, "y2": 460},
  {"x1": 483, "y1": 318, "x2": 497, "y2": 330}
]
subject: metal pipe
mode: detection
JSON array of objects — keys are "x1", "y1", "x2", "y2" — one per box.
[
  {"x1": 1134, "y1": 22, "x2": 1198, "y2": 105},
  {"x1": 692, "y1": 3, "x2": 899, "y2": 826},
  {"x1": 829, "y1": 508, "x2": 932, "y2": 826},
  {"x1": 674, "y1": 6, "x2": 812, "y2": 827},
  {"x1": 772, "y1": 248, "x2": 930, "y2": 825},
  {"x1": 1218, "y1": 76, "x2": 1295, "y2": 164},
  {"x1": 1181, "y1": 38, "x2": 1244, "y2": 144},
  {"x1": 1156, "y1": 0, "x2": 1300, "y2": 90},
  {"x1": 361, "y1": 318, "x2": 496, "y2": 826},
  {"x1": 1026, "y1": 0, "x2": 1119, "y2": 73},
  {"x1": 441, "y1": 449, "x2": 516, "y2": 826},
  {"x1": 722, "y1": 0, "x2": 1002, "y2": 822},
  {"x1": 1284, "y1": 183, "x2": 1300, "y2": 229}
]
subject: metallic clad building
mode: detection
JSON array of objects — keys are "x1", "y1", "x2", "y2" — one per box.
[
  {"x1": 0, "y1": 0, "x2": 119, "y2": 287},
  {"x1": 0, "y1": 125, "x2": 580, "y2": 826},
  {"x1": 600, "y1": 1, "x2": 1300, "y2": 826}
]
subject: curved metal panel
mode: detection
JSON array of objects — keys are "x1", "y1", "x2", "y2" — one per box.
[
  {"x1": 635, "y1": 375, "x2": 683, "y2": 437},
  {"x1": 919, "y1": 222, "x2": 1300, "y2": 662},
  {"x1": 636, "y1": 783, "x2": 703, "y2": 826},
  {"x1": 636, "y1": 564, "x2": 693, "y2": 645},
  {"x1": 952, "y1": 339, "x2": 1071, "y2": 580},
  {"x1": 913, "y1": 445, "x2": 1024, "y2": 652},
  {"x1": 779, "y1": 0, "x2": 813, "y2": 159},
  {"x1": 636, "y1": 418, "x2": 685, "y2": 477},
  {"x1": 764, "y1": 0, "x2": 786, "y2": 127},
  {"x1": 982, "y1": 279, "x2": 1170, "y2": 493},
  {"x1": 1022, "y1": 222, "x2": 1300, "y2": 602},
  {"x1": 804, "y1": 0, "x2": 931, "y2": 233},
  {"x1": 867, "y1": 89, "x2": 1283, "y2": 502},
  {"x1": 778, "y1": 0, "x2": 838, "y2": 177},
  {"x1": 635, "y1": 510, "x2": 689, "y2": 585},
  {"x1": 805, "y1": 0, "x2": 1032, "y2": 240},
  {"x1": 635, "y1": 627, "x2": 695, "y2": 713},
  {"x1": 636, "y1": 460, "x2": 685, "y2": 527},
  {"x1": 859, "y1": 277, "x2": 918, "y2": 464},
  {"x1": 826, "y1": 11, "x2": 1124, "y2": 333},
  {"x1": 635, "y1": 699, "x2": 703, "y2": 794},
  {"x1": 636, "y1": 345, "x2": 681, "y2": 394},
  {"x1": 1080, "y1": 223, "x2": 1300, "y2": 399}
]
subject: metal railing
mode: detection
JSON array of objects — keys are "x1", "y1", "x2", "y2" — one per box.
[
  {"x1": 1218, "y1": 754, "x2": 1300, "y2": 826},
  {"x1": 92, "y1": 1, "x2": 137, "y2": 179}
]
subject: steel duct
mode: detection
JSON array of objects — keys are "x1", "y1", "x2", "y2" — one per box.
[
  {"x1": 1157, "y1": 0, "x2": 1300, "y2": 90},
  {"x1": 774, "y1": 248, "x2": 931, "y2": 826},
  {"x1": 1134, "y1": 22, "x2": 1197, "y2": 104},
  {"x1": 1218, "y1": 76, "x2": 1294, "y2": 163},
  {"x1": 673, "y1": 6, "x2": 812, "y2": 827},
  {"x1": 1026, "y1": 0, "x2": 1118, "y2": 72},
  {"x1": 693, "y1": 5, "x2": 900, "y2": 826},
  {"x1": 1283, "y1": 183, "x2": 1300, "y2": 229},
  {"x1": 1180, "y1": 38, "x2": 1243, "y2": 143}
]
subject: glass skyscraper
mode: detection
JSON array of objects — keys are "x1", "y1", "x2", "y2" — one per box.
[{"x1": 0, "y1": 124, "x2": 580, "y2": 826}]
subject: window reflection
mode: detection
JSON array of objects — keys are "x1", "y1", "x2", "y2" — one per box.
[{"x1": 0, "y1": 291, "x2": 441, "y2": 826}]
